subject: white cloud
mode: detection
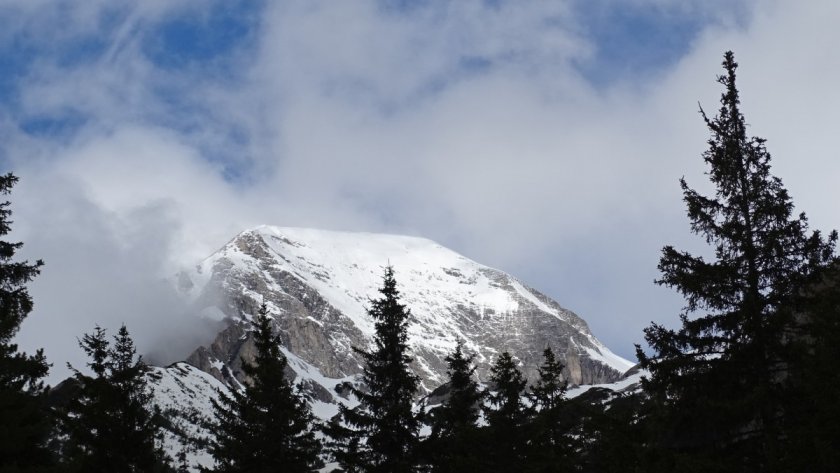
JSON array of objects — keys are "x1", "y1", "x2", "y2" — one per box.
[{"x1": 5, "y1": 0, "x2": 840, "y2": 381}]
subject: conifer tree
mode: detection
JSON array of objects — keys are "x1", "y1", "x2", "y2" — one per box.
[
  {"x1": 61, "y1": 324, "x2": 171, "y2": 472},
  {"x1": 330, "y1": 266, "x2": 421, "y2": 473},
  {"x1": 206, "y1": 303, "x2": 322, "y2": 473},
  {"x1": 0, "y1": 173, "x2": 54, "y2": 472},
  {"x1": 424, "y1": 341, "x2": 483, "y2": 472},
  {"x1": 482, "y1": 351, "x2": 530, "y2": 473},
  {"x1": 637, "y1": 51, "x2": 837, "y2": 471},
  {"x1": 528, "y1": 347, "x2": 573, "y2": 472}
]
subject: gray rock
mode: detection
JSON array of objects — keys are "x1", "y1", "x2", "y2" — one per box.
[{"x1": 180, "y1": 227, "x2": 630, "y2": 401}]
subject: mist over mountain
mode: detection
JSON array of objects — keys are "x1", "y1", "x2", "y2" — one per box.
[
  {"x1": 143, "y1": 225, "x2": 635, "y2": 470},
  {"x1": 178, "y1": 226, "x2": 631, "y2": 388}
]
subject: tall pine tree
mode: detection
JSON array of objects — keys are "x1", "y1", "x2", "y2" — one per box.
[
  {"x1": 0, "y1": 173, "x2": 54, "y2": 472},
  {"x1": 424, "y1": 341, "x2": 483, "y2": 472},
  {"x1": 330, "y1": 266, "x2": 421, "y2": 473},
  {"x1": 60, "y1": 325, "x2": 171, "y2": 472},
  {"x1": 527, "y1": 347, "x2": 573, "y2": 473},
  {"x1": 636, "y1": 51, "x2": 837, "y2": 471},
  {"x1": 482, "y1": 351, "x2": 530, "y2": 473},
  {"x1": 205, "y1": 303, "x2": 322, "y2": 473}
]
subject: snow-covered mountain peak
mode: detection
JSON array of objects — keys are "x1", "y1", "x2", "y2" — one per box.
[
  {"x1": 180, "y1": 225, "x2": 632, "y2": 393},
  {"x1": 157, "y1": 225, "x2": 637, "y2": 471}
]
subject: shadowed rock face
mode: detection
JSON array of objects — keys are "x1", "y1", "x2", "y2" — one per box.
[{"x1": 180, "y1": 227, "x2": 631, "y2": 397}]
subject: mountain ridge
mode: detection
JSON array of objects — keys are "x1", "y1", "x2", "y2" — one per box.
[
  {"x1": 150, "y1": 225, "x2": 636, "y2": 471},
  {"x1": 177, "y1": 225, "x2": 632, "y2": 391}
]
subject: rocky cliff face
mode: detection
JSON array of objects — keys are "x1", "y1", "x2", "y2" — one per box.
[{"x1": 177, "y1": 226, "x2": 632, "y2": 399}]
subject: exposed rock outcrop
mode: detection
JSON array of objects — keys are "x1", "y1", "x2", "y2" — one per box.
[{"x1": 179, "y1": 226, "x2": 633, "y2": 401}]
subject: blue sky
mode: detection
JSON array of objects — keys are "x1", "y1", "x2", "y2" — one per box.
[
  {"x1": 2, "y1": 0, "x2": 839, "y2": 383},
  {"x1": 0, "y1": 1, "x2": 733, "y2": 144}
]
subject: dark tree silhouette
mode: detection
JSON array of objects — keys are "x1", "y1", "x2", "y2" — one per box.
[
  {"x1": 329, "y1": 266, "x2": 421, "y2": 473},
  {"x1": 637, "y1": 51, "x2": 837, "y2": 471},
  {"x1": 482, "y1": 351, "x2": 530, "y2": 473},
  {"x1": 528, "y1": 347, "x2": 573, "y2": 472},
  {"x1": 0, "y1": 173, "x2": 54, "y2": 472},
  {"x1": 206, "y1": 303, "x2": 322, "y2": 472},
  {"x1": 61, "y1": 325, "x2": 171, "y2": 472},
  {"x1": 424, "y1": 341, "x2": 483, "y2": 472}
]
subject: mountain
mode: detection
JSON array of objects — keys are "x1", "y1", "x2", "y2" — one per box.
[
  {"x1": 177, "y1": 226, "x2": 631, "y2": 390},
  {"x1": 150, "y1": 225, "x2": 634, "y2": 470}
]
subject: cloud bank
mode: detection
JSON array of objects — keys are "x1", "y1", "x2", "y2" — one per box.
[{"x1": 1, "y1": 0, "x2": 838, "y2": 383}]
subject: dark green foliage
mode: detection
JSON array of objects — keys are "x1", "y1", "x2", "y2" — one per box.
[
  {"x1": 482, "y1": 351, "x2": 530, "y2": 473},
  {"x1": 527, "y1": 347, "x2": 573, "y2": 472},
  {"x1": 61, "y1": 325, "x2": 171, "y2": 472},
  {"x1": 569, "y1": 387, "x2": 647, "y2": 473},
  {"x1": 330, "y1": 266, "x2": 421, "y2": 473},
  {"x1": 206, "y1": 303, "x2": 322, "y2": 473},
  {"x1": 0, "y1": 173, "x2": 55, "y2": 472},
  {"x1": 322, "y1": 416, "x2": 365, "y2": 472},
  {"x1": 424, "y1": 341, "x2": 483, "y2": 472},
  {"x1": 636, "y1": 51, "x2": 837, "y2": 471},
  {"x1": 777, "y1": 264, "x2": 840, "y2": 470}
]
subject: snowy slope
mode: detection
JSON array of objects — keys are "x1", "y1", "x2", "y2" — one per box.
[
  {"x1": 147, "y1": 363, "x2": 227, "y2": 471},
  {"x1": 150, "y1": 355, "x2": 362, "y2": 472},
  {"x1": 147, "y1": 359, "x2": 645, "y2": 472},
  {"x1": 151, "y1": 225, "x2": 636, "y2": 472},
  {"x1": 178, "y1": 226, "x2": 632, "y2": 391}
]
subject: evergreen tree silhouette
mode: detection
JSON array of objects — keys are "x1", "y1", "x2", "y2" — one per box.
[
  {"x1": 528, "y1": 347, "x2": 573, "y2": 472},
  {"x1": 61, "y1": 325, "x2": 171, "y2": 472},
  {"x1": 424, "y1": 341, "x2": 483, "y2": 472},
  {"x1": 206, "y1": 303, "x2": 322, "y2": 472},
  {"x1": 0, "y1": 173, "x2": 54, "y2": 472},
  {"x1": 482, "y1": 351, "x2": 530, "y2": 473},
  {"x1": 637, "y1": 51, "x2": 837, "y2": 471},
  {"x1": 329, "y1": 266, "x2": 421, "y2": 472}
]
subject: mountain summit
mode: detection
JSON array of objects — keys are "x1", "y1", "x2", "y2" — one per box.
[{"x1": 176, "y1": 226, "x2": 632, "y2": 394}]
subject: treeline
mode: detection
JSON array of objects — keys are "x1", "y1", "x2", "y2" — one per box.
[
  {"x1": 2, "y1": 50, "x2": 840, "y2": 472},
  {"x1": 0, "y1": 167, "x2": 177, "y2": 472},
  {"x1": 208, "y1": 266, "x2": 608, "y2": 473}
]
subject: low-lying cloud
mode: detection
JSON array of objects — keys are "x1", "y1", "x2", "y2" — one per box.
[{"x1": 3, "y1": 0, "x2": 838, "y2": 383}]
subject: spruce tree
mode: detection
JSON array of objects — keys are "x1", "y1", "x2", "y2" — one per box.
[
  {"x1": 331, "y1": 266, "x2": 421, "y2": 473},
  {"x1": 424, "y1": 341, "x2": 483, "y2": 472},
  {"x1": 206, "y1": 303, "x2": 322, "y2": 473},
  {"x1": 482, "y1": 351, "x2": 530, "y2": 473},
  {"x1": 527, "y1": 347, "x2": 573, "y2": 472},
  {"x1": 0, "y1": 173, "x2": 54, "y2": 472},
  {"x1": 636, "y1": 51, "x2": 837, "y2": 471},
  {"x1": 61, "y1": 325, "x2": 171, "y2": 472}
]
